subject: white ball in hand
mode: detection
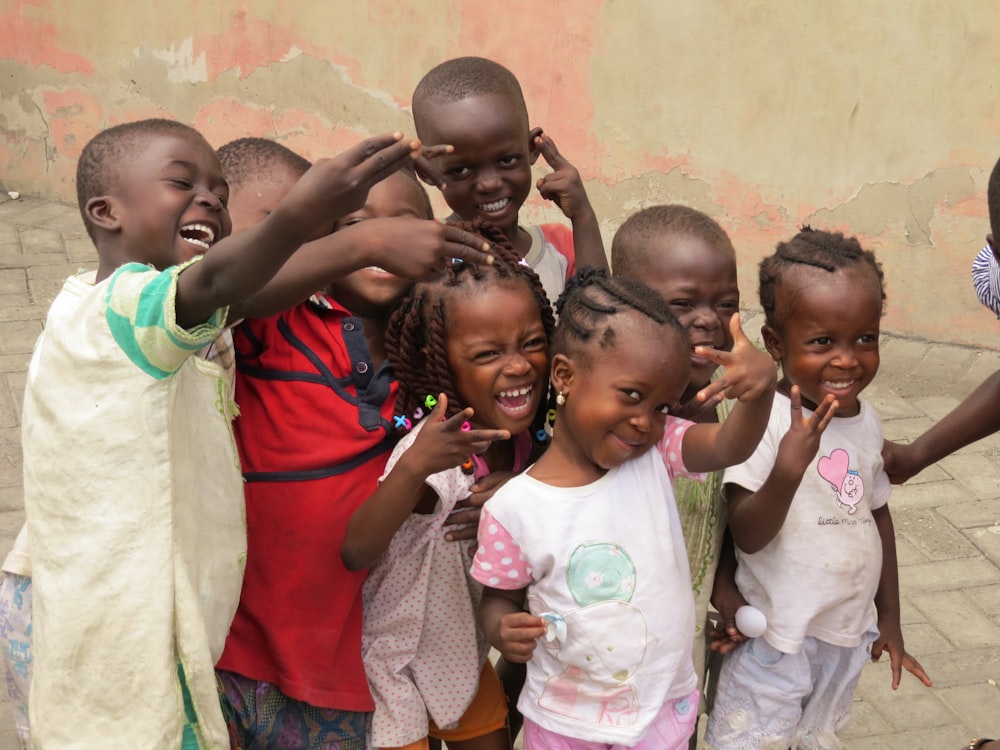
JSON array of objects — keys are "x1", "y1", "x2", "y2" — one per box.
[{"x1": 735, "y1": 605, "x2": 767, "y2": 638}]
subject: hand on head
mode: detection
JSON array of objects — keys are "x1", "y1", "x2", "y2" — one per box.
[{"x1": 533, "y1": 133, "x2": 593, "y2": 223}]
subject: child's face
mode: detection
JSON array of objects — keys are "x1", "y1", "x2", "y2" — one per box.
[
  {"x1": 641, "y1": 235, "x2": 739, "y2": 394},
  {"x1": 227, "y1": 166, "x2": 303, "y2": 236},
  {"x1": 444, "y1": 281, "x2": 549, "y2": 434},
  {"x1": 418, "y1": 94, "x2": 534, "y2": 238},
  {"x1": 325, "y1": 173, "x2": 429, "y2": 318},
  {"x1": 104, "y1": 131, "x2": 231, "y2": 269},
  {"x1": 762, "y1": 265, "x2": 882, "y2": 417},
  {"x1": 553, "y1": 313, "x2": 690, "y2": 472}
]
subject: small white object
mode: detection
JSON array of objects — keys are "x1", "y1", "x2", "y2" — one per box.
[
  {"x1": 539, "y1": 612, "x2": 567, "y2": 643},
  {"x1": 735, "y1": 605, "x2": 767, "y2": 638},
  {"x1": 6, "y1": 191, "x2": 19, "y2": 200}
]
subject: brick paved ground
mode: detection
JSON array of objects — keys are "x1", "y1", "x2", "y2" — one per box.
[{"x1": 1, "y1": 192, "x2": 999, "y2": 749}]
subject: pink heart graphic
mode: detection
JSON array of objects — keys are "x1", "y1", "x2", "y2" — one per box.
[{"x1": 817, "y1": 448, "x2": 849, "y2": 489}]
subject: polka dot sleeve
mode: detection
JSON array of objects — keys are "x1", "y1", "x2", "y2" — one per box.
[
  {"x1": 470, "y1": 508, "x2": 532, "y2": 590},
  {"x1": 659, "y1": 415, "x2": 707, "y2": 482}
]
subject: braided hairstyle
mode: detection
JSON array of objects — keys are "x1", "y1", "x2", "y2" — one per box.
[
  {"x1": 759, "y1": 226, "x2": 886, "y2": 327},
  {"x1": 386, "y1": 221, "x2": 556, "y2": 435},
  {"x1": 552, "y1": 267, "x2": 685, "y2": 362}
]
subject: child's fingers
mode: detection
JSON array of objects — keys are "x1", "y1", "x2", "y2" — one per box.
[
  {"x1": 694, "y1": 378, "x2": 728, "y2": 404},
  {"x1": 728, "y1": 312, "x2": 749, "y2": 346},
  {"x1": 812, "y1": 395, "x2": 839, "y2": 431},
  {"x1": 411, "y1": 151, "x2": 447, "y2": 188},
  {"x1": 441, "y1": 225, "x2": 493, "y2": 266},
  {"x1": 534, "y1": 134, "x2": 566, "y2": 168},
  {"x1": 903, "y1": 651, "x2": 932, "y2": 687},
  {"x1": 350, "y1": 134, "x2": 419, "y2": 182},
  {"x1": 420, "y1": 143, "x2": 454, "y2": 159}
]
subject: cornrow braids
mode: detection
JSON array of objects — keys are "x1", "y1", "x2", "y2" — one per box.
[
  {"x1": 759, "y1": 226, "x2": 886, "y2": 325},
  {"x1": 553, "y1": 268, "x2": 684, "y2": 360},
  {"x1": 386, "y1": 221, "x2": 556, "y2": 435}
]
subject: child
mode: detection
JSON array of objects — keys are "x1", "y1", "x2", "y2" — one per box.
[
  {"x1": 883, "y1": 154, "x2": 1000, "y2": 483},
  {"x1": 411, "y1": 55, "x2": 609, "y2": 304},
  {"x1": 211, "y1": 141, "x2": 489, "y2": 749},
  {"x1": 342, "y1": 225, "x2": 556, "y2": 750},
  {"x1": 611, "y1": 205, "x2": 746, "y2": 692},
  {"x1": 705, "y1": 228, "x2": 932, "y2": 750},
  {"x1": 474, "y1": 269, "x2": 776, "y2": 749},
  {"x1": 19, "y1": 119, "x2": 449, "y2": 748}
]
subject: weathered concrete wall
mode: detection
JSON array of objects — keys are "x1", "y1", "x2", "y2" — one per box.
[{"x1": 2, "y1": 0, "x2": 998, "y2": 345}]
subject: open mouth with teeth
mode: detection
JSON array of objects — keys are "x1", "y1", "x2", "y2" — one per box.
[
  {"x1": 495, "y1": 384, "x2": 535, "y2": 418},
  {"x1": 179, "y1": 223, "x2": 216, "y2": 251},
  {"x1": 477, "y1": 198, "x2": 510, "y2": 215}
]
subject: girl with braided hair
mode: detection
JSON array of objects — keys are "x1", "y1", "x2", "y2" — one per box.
[
  {"x1": 471, "y1": 269, "x2": 776, "y2": 750},
  {"x1": 342, "y1": 222, "x2": 555, "y2": 750},
  {"x1": 706, "y1": 227, "x2": 931, "y2": 750}
]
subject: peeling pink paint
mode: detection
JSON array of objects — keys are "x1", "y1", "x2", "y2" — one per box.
[
  {"x1": 939, "y1": 192, "x2": 987, "y2": 219},
  {"x1": 42, "y1": 89, "x2": 103, "y2": 157},
  {"x1": 0, "y1": 0, "x2": 93, "y2": 74}
]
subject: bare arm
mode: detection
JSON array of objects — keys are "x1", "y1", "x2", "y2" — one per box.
[
  {"x1": 175, "y1": 133, "x2": 420, "y2": 329},
  {"x1": 680, "y1": 316, "x2": 776, "y2": 473},
  {"x1": 726, "y1": 387, "x2": 838, "y2": 553},
  {"x1": 479, "y1": 586, "x2": 547, "y2": 664},
  {"x1": 884, "y1": 370, "x2": 1000, "y2": 484},
  {"x1": 232, "y1": 218, "x2": 493, "y2": 320},
  {"x1": 532, "y1": 134, "x2": 608, "y2": 274},
  {"x1": 341, "y1": 397, "x2": 509, "y2": 571}
]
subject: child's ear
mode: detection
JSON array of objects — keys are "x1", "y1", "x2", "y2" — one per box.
[
  {"x1": 550, "y1": 352, "x2": 574, "y2": 394},
  {"x1": 528, "y1": 126, "x2": 543, "y2": 165},
  {"x1": 760, "y1": 324, "x2": 783, "y2": 363},
  {"x1": 85, "y1": 196, "x2": 122, "y2": 232}
]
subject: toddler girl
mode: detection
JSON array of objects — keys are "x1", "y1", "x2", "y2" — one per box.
[
  {"x1": 473, "y1": 269, "x2": 776, "y2": 750},
  {"x1": 705, "y1": 227, "x2": 932, "y2": 750},
  {"x1": 341, "y1": 224, "x2": 555, "y2": 750}
]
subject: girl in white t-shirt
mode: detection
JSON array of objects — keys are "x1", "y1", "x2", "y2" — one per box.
[
  {"x1": 472, "y1": 269, "x2": 776, "y2": 750},
  {"x1": 705, "y1": 227, "x2": 932, "y2": 750}
]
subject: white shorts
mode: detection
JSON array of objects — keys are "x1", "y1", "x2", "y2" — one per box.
[{"x1": 705, "y1": 628, "x2": 877, "y2": 750}]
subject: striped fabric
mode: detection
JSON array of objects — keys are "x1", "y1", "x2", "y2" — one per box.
[{"x1": 972, "y1": 245, "x2": 1000, "y2": 319}]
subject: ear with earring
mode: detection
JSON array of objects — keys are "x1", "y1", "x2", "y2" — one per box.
[{"x1": 555, "y1": 391, "x2": 567, "y2": 406}]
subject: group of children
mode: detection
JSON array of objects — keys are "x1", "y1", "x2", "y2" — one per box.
[{"x1": 4, "y1": 53, "x2": 998, "y2": 750}]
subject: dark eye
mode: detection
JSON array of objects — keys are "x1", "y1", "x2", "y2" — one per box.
[
  {"x1": 858, "y1": 334, "x2": 878, "y2": 345},
  {"x1": 499, "y1": 155, "x2": 520, "y2": 167},
  {"x1": 656, "y1": 404, "x2": 670, "y2": 415},
  {"x1": 474, "y1": 350, "x2": 500, "y2": 362},
  {"x1": 670, "y1": 300, "x2": 693, "y2": 310},
  {"x1": 523, "y1": 337, "x2": 546, "y2": 351},
  {"x1": 214, "y1": 191, "x2": 229, "y2": 208},
  {"x1": 812, "y1": 337, "x2": 832, "y2": 346},
  {"x1": 170, "y1": 178, "x2": 193, "y2": 189},
  {"x1": 621, "y1": 389, "x2": 640, "y2": 401},
  {"x1": 337, "y1": 216, "x2": 365, "y2": 229},
  {"x1": 718, "y1": 300, "x2": 739, "y2": 311},
  {"x1": 447, "y1": 165, "x2": 471, "y2": 179}
]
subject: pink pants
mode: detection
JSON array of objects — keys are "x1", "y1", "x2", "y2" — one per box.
[{"x1": 523, "y1": 688, "x2": 700, "y2": 750}]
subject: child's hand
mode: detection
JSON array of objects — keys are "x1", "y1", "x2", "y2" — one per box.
[
  {"x1": 708, "y1": 583, "x2": 751, "y2": 655},
  {"x1": 355, "y1": 217, "x2": 493, "y2": 280},
  {"x1": 406, "y1": 394, "x2": 510, "y2": 478},
  {"x1": 495, "y1": 611, "x2": 548, "y2": 663},
  {"x1": 278, "y1": 132, "x2": 422, "y2": 235},
  {"x1": 413, "y1": 143, "x2": 454, "y2": 189},
  {"x1": 882, "y1": 440, "x2": 921, "y2": 485},
  {"x1": 871, "y1": 619, "x2": 933, "y2": 689},
  {"x1": 778, "y1": 386, "x2": 838, "y2": 473},
  {"x1": 694, "y1": 316, "x2": 776, "y2": 404},
  {"x1": 534, "y1": 134, "x2": 595, "y2": 223},
  {"x1": 444, "y1": 471, "x2": 515, "y2": 542}
]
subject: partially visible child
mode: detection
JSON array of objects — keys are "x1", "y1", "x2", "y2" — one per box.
[
  {"x1": 211, "y1": 140, "x2": 490, "y2": 749},
  {"x1": 342, "y1": 225, "x2": 556, "y2": 750},
  {"x1": 884, "y1": 154, "x2": 1000, "y2": 483},
  {"x1": 474, "y1": 269, "x2": 776, "y2": 750},
  {"x1": 705, "y1": 228, "x2": 932, "y2": 750},
  {"x1": 611, "y1": 205, "x2": 746, "y2": 700},
  {"x1": 411, "y1": 55, "x2": 608, "y2": 304},
  {"x1": 20, "y1": 119, "x2": 429, "y2": 747}
]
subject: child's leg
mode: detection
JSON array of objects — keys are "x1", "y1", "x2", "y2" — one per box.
[
  {"x1": 216, "y1": 668, "x2": 368, "y2": 750},
  {"x1": 430, "y1": 661, "x2": 510, "y2": 750},
  {"x1": 796, "y1": 629, "x2": 878, "y2": 749},
  {"x1": 705, "y1": 637, "x2": 811, "y2": 750},
  {"x1": 0, "y1": 573, "x2": 32, "y2": 750}
]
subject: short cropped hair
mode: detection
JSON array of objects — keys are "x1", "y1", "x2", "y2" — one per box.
[
  {"x1": 76, "y1": 118, "x2": 203, "y2": 240},
  {"x1": 412, "y1": 57, "x2": 528, "y2": 134},
  {"x1": 611, "y1": 205, "x2": 735, "y2": 278},
  {"x1": 217, "y1": 137, "x2": 312, "y2": 189}
]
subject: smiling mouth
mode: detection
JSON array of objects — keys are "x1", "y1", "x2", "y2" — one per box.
[
  {"x1": 477, "y1": 198, "x2": 510, "y2": 214},
  {"x1": 496, "y1": 384, "x2": 534, "y2": 416},
  {"x1": 179, "y1": 223, "x2": 216, "y2": 251},
  {"x1": 822, "y1": 379, "x2": 857, "y2": 392}
]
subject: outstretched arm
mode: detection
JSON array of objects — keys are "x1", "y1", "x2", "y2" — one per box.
[
  {"x1": 883, "y1": 370, "x2": 1000, "y2": 484},
  {"x1": 533, "y1": 133, "x2": 608, "y2": 273},
  {"x1": 679, "y1": 316, "x2": 776, "y2": 472},
  {"x1": 341, "y1": 395, "x2": 509, "y2": 571},
  {"x1": 176, "y1": 133, "x2": 422, "y2": 329},
  {"x1": 232, "y1": 218, "x2": 492, "y2": 320},
  {"x1": 726, "y1": 387, "x2": 838, "y2": 553},
  {"x1": 870, "y1": 505, "x2": 932, "y2": 689}
]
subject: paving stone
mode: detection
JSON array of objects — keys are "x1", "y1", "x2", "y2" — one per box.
[
  {"x1": 911, "y1": 589, "x2": 1000, "y2": 649},
  {"x1": 0, "y1": 489, "x2": 24, "y2": 514},
  {"x1": 911, "y1": 394, "x2": 965, "y2": 421},
  {"x1": 938, "y1": 498, "x2": 1000, "y2": 529},
  {"x1": 898, "y1": 557, "x2": 1000, "y2": 592},
  {"x1": 939, "y1": 452, "x2": 1000, "y2": 499},
  {"x1": 0, "y1": 383, "x2": 16, "y2": 430},
  {"x1": 879, "y1": 336, "x2": 934, "y2": 377},
  {"x1": 65, "y1": 235, "x2": 98, "y2": 263},
  {"x1": 881, "y1": 726, "x2": 980, "y2": 750},
  {"x1": 0, "y1": 250, "x2": 68, "y2": 268},
  {"x1": 895, "y1": 508, "x2": 981, "y2": 560},
  {"x1": 0, "y1": 269, "x2": 25, "y2": 295},
  {"x1": 967, "y1": 583, "x2": 1000, "y2": 615},
  {"x1": 936, "y1": 682, "x2": 1000, "y2": 733},
  {"x1": 962, "y1": 349, "x2": 1000, "y2": 388},
  {"x1": 880, "y1": 415, "x2": 934, "y2": 442},
  {"x1": 856, "y1": 664, "x2": 959, "y2": 730},
  {"x1": 892, "y1": 480, "x2": 977, "y2": 511},
  {"x1": 900, "y1": 621, "x2": 960, "y2": 655},
  {"x1": 37, "y1": 209, "x2": 85, "y2": 234},
  {"x1": 0, "y1": 197, "x2": 52, "y2": 219},
  {"x1": 17, "y1": 226, "x2": 64, "y2": 254},
  {"x1": 0, "y1": 319, "x2": 43, "y2": 355},
  {"x1": 895, "y1": 535, "x2": 927, "y2": 566},
  {"x1": 3, "y1": 200, "x2": 77, "y2": 225},
  {"x1": 968, "y1": 525, "x2": 1000, "y2": 567},
  {"x1": 840, "y1": 699, "x2": 892, "y2": 738}
]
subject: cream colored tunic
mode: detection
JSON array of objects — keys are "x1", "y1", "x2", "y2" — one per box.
[{"x1": 22, "y1": 263, "x2": 245, "y2": 749}]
